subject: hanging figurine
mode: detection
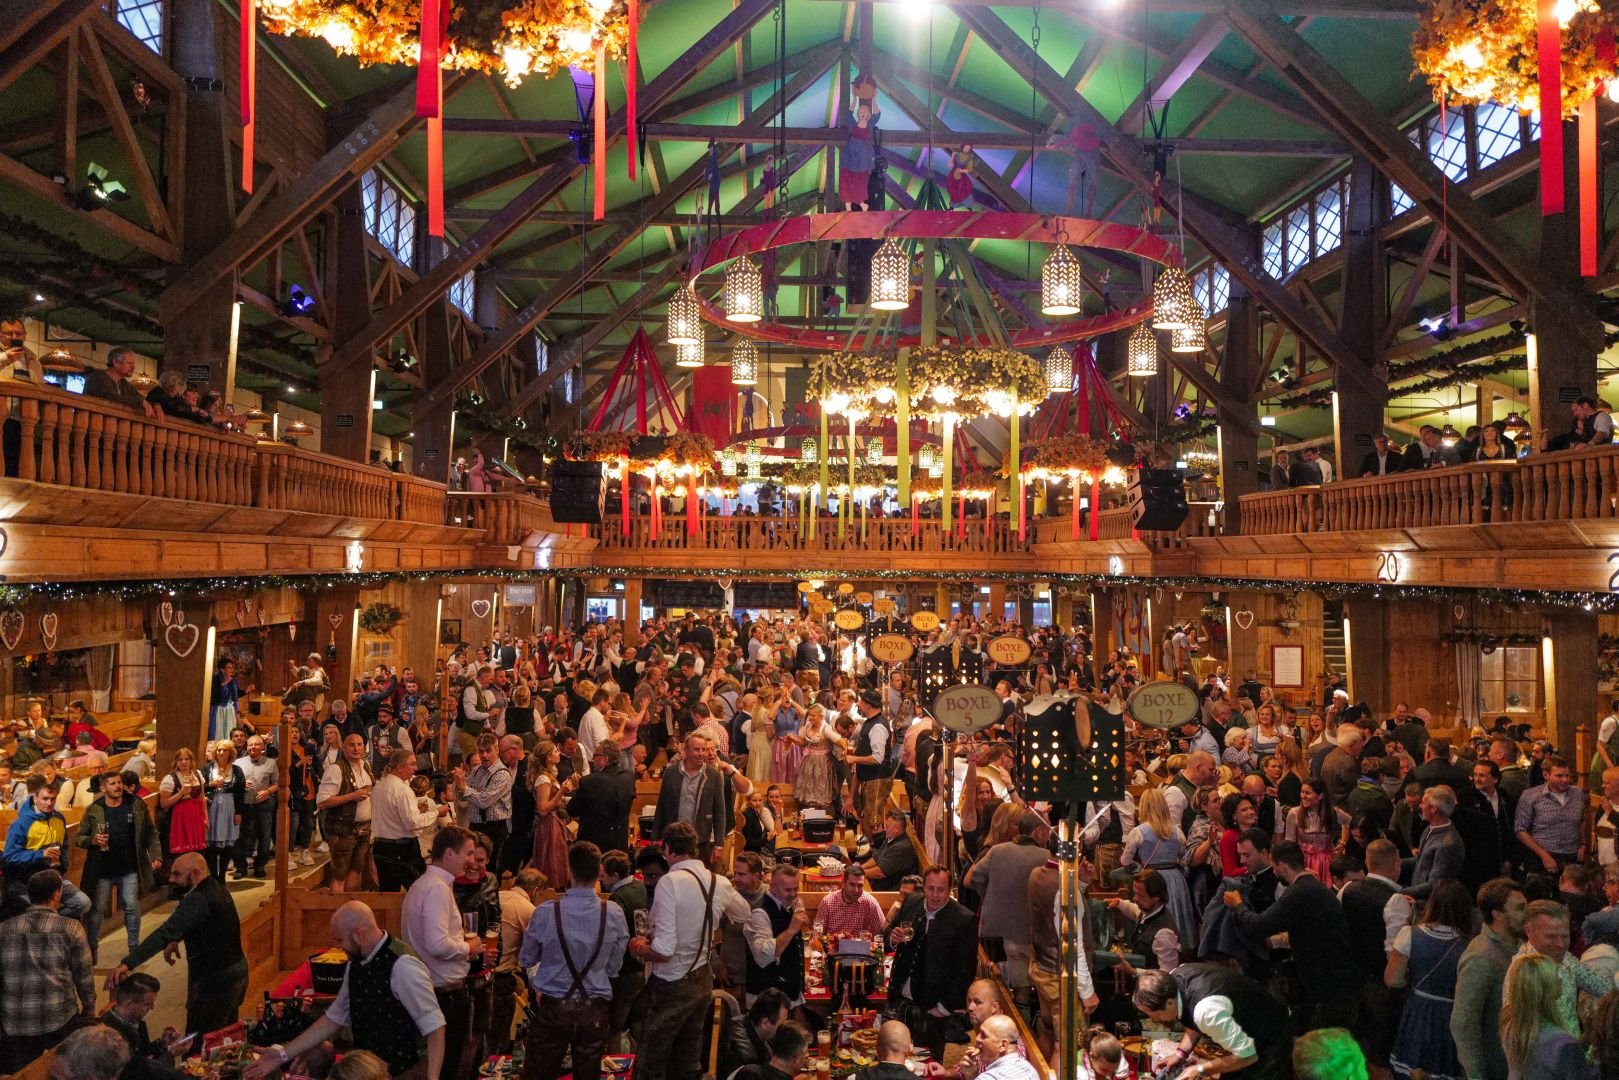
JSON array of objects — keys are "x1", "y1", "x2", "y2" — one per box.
[
  {"x1": 704, "y1": 138, "x2": 723, "y2": 238},
  {"x1": 760, "y1": 150, "x2": 777, "y2": 212},
  {"x1": 945, "y1": 143, "x2": 975, "y2": 206},
  {"x1": 838, "y1": 73, "x2": 881, "y2": 211},
  {"x1": 1046, "y1": 121, "x2": 1102, "y2": 217}
]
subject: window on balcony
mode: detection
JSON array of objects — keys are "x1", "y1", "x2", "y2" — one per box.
[
  {"x1": 1475, "y1": 101, "x2": 1523, "y2": 167},
  {"x1": 1208, "y1": 263, "x2": 1229, "y2": 314},
  {"x1": 1313, "y1": 183, "x2": 1342, "y2": 256},
  {"x1": 449, "y1": 270, "x2": 475, "y2": 317},
  {"x1": 1262, "y1": 221, "x2": 1285, "y2": 279},
  {"x1": 1285, "y1": 205, "x2": 1311, "y2": 274},
  {"x1": 536, "y1": 334, "x2": 549, "y2": 375},
  {"x1": 361, "y1": 169, "x2": 416, "y2": 265},
  {"x1": 115, "y1": 0, "x2": 164, "y2": 54},
  {"x1": 1426, "y1": 109, "x2": 1469, "y2": 182},
  {"x1": 1480, "y1": 645, "x2": 1539, "y2": 714}
]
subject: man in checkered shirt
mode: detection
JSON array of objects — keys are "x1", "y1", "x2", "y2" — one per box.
[
  {"x1": 0, "y1": 870, "x2": 96, "y2": 1072},
  {"x1": 810, "y1": 863, "x2": 886, "y2": 937}
]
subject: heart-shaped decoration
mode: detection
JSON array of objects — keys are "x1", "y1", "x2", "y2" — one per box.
[
  {"x1": 1452, "y1": 603, "x2": 1466, "y2": 622},
  {"x1": 0, "y1": 610, "x2": 22, "y2": 651},
  {"x1": 0, "y1": 526, "x2": 8, "y2": 559},
  {"x1": 289, "y1": 624, "x2": 298, "y2": 642},
  {"x1": 159, "y1": 600, "x2": 174, "y2": 627},
  {"x1": 235, "y1": 601, "x2": 248, "y2": 627},
  {"x1": 40, "y1": 612, "x2": 58, "y2": 650},
  {"x1": 328, "y1": 613, "x2": 344, "y2": 629},
  {"x1": 164, "y1": 621, "x2": 200, "y2": 658},
  {"x1": 471, "y1": 599, "x2": 492, "y2": 619},
  {"x1": 1234, "y1": 609, "x2": 1255, "y2": 631},
  {"x1": 256, "y1": 603, "x2": 266, "y2": 626}
]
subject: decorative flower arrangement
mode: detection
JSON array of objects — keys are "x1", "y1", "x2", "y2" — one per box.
[
  {"x1": 653, "y1": 432, "x2": 718, "y2": 477},
  {"x1": 1023, "y1": 433, "x2": 1112, "y2": 482},
  {"x1": 779, "y1": 463, "x2": 822, "y2": 493},
  {"x1": 1412, "y1": 0, "x2": 1618, "y2": 116},
  {"x1": 957, "y1": 469, "x2": 1001, "y2": 499},
  {"x1": 358, "y1": 601, "x2": 404, "y2": 634},
  {"x1": 814, "y1": 352, "x2": 894, "y2": 418},
  {"x1": 258, "y1": 0, "x2": 636, "y2": 87},
  {"x1": 909, "y1": 473, "x2": 944, "y2": 500},
  {"x1": 905, "y1": 346, "x2": 1045, "y2": 420},
  {"x1": 567, "y1": 431, "x2": 632, "y2": 462}
]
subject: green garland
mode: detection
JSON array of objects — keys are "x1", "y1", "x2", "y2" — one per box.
[{"x1": 358, "y1": 601, "x2": 404, "y2": 634}]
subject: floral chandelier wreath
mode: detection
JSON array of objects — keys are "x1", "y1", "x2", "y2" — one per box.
[{"x1": 1413, "y1": 0, "x2": 1616, "y2": 116}]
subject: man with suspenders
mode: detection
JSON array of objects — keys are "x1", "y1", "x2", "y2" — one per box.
[
  {"x1": 518, "y1": 840, "x2": 629, "y2": 1080},
  {"x1": 628, "y1": 821, "x2": 752, "y2": 1080}
]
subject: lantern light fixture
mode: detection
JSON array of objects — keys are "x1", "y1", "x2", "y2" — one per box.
[
  {"x1": 731, "y1": 338, "x2": 759, "y2": 385},
  {"x1": 674, "y1": 338, "x2": 705, "y2": 368},
  {"x1": 802, "y1": 437, "x2": 818, "y2": 463},
  {"x1": 666, "y1": 283, "x2": 702, "y2": 345},
  {"x1": 868, "y1": 238, "x2": 911, "y2": 311},
  {"x1": 723, "y1": 258, "x2": 763, "y2": 323},
  {"x1": 1043, "y1": 345, "x2": 1074, "y2": 393},
  {"x1": 918, "y1": 443, "x2": 935, "y2": 471},
  {"x1": 1041, "y1": 244, "x2": 1083, "y2": 316},
  {"x1": 1151, "y1": 266, "x2": 1197, "y2": 331},
  {"x1": 1127, "y1": 322, "x2": 1158, "y2": 377},
  {"x1": 720, "y1": 448, "x2": 737, "y2": 476},
  {"x1": 1170, "y1": 307, "x2": 1207, "y2": 354}
]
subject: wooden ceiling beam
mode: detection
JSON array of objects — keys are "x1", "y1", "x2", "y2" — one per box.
[
  {"x1": 1226, "y1": 0, "x2": 1600, "y2": 351},
  {"x1": 0, "y1": 0, "x2": 103, "y2": 97},
  {"x1": 817, "y1": 0, "x2": 1420, "y2": 15},
  {"x1": 955, "y1": 5, "x2": 1385, "y2": 400},
  {"x1": 1116, "y1": 15, "x2": 1229, "y2": 136}
]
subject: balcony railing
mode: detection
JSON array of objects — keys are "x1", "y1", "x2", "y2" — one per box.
[
  {"x1": 447, "y1": 491, "x2": 568, "y2": 546},
  {"x1": 1030, "y1": 503, "x2": 1221, "y2": 548},
  {"x1": 597, "y1": 513, "x2": 1032, "y2": 556}
]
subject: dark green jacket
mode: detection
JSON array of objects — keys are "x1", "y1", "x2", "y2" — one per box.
[{"x1": 76, "y1": 795, "x2": 162, "y2": 894}]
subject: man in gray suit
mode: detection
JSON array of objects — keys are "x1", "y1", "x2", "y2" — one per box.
[
  {"x1": 1403, "y1": 784, "x2": 1466, "y2": 899},
  {"x1": 1452, "y1": 878, "x2": 1525, "y2": 1080},
  {"x1": 651, "y1": 732, "x2": 732, "y2": 861}
]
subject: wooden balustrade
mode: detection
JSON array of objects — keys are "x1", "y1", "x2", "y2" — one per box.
[
  {"x1": 1509, "y1": 445, "x2": 1619, "y2": 522},
  {"x1": 447, "y1": 491, "x2": 563, "y2": 546},
  {"x1": 394, "y1": 473, "x2": 449, "y2": 524},
  {"x1": 1238, "y1": 487, "x2": 1323, "y2": 535},
  {"x1": 3, "y1": 381, "x2": 258, "y2": 505},
  {"x1": 597, "y1": 512, "x2": 1033, "y2": 555},
  {"x1": 255, "y1": 443, "x2": 397, "y2": 518}
]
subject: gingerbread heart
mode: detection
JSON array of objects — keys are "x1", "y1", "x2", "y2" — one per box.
[
  {"x1": 165, "y1": 621, "x2": 200, "y2": 658},
  {"x1": 328, "y1": 612, "x2": 344, "y2": 629},
  {"x1": 289, "y1": 624, "x2": 298, "y2": 642},
  {"x1": 159, "y1": 600, "x2": 174, "y2": 627},
  {"x1": 0, "y1": 609, "x2": 22, "y2": 651},
  {"x1": 40, "y1": 612, "x2": 58, "y2": 650},
  {"x1": 471, "y1": 599, "x2": 492, "y2": 619},
  {"x1": 256, "y1": 603, "x2": 266, "y2": 626},
  {"x1": 1233, "y1": 609, "x2": 1255, "y2": 631}
]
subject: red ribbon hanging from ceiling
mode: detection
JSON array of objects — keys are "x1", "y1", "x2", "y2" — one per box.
[
  {"x1": 627, "y1": 0, "x2": 639, "y2": 181},
  {"x1": 594, "y1": 44, "x2": 608, "y2": 221},
  {"x1": 1580, "y1": 97, "x2": 1598, "y2": 275},
  {"x1": 1537, "y1": 0, "x2": 1564, "y2": 216},
  {"x1": 620, "y1": 458, "x2": 631, "y2": 535},
  {"x1": 240, "y1": 0, "x2": 255, "y2": 194},
  {"x1": 416, "y1": 0, "x2": 449, "y2": 236}
]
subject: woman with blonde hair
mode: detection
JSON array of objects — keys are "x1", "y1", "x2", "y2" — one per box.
[
  {"x1": 1119, "y1": 786, "x2": 1197, "y2": 942},
  {"x1": 1273, "y1": 737, "x2": 1307, "y2": 806},
  {"x1": 795, "y1": 703, "x2": 841, "y2": 809},
  {"x1": 742, "y1": 693, "x2": 773, "y2": 785},
  {"x1": 1501, "y1": 953, "x2": 1597, "y2": 1080},
  {"x1": 202, "y1": 740, "x2": 245, "y2": 880},
  {"x1": 158, "y1": 746, "x2": 208, "y2": 858},
  {"x1": 526, "y1": 738, "x2": 570, "y2": 888}
]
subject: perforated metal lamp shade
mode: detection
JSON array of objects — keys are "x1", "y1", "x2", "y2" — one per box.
[
  {"x1": 731, "y1": 338, "x2": 759, "y2": 385},
  {"x1": 1170, "y1": 308, "x2": 1207, "y2": 354},
  {"x1": 918, "y1": 443, "x2": 934, "y2": 471},
  {"x1": 666, "y1": 283, "x2": 702, "y2": 345},
  {"x1": 801, "y1": 437, "x2": 818, "y2": 463},
  {"x1": 1127, "y1": 322, "x2": 1158, "y2": 377},
  {"x1": 674, "y1": 338, "x2": 705, "y2": 367},
  {"x1": 1044, "y1": 346, "x2": 1074, "y2": 393},
  {"x1": 867, "y1": 439, "x2": 882, "y2": 464},
  {"x1": 868, "y1": 238, "x2": 910, "y2": 311},
  {"x1": 720, "y1": 448, "x2": 737, "y2": 476},
  {"x1": 1041, "y1": 244, "x2": 1083, "y2": 316},
  {"x1": 745, "y1": 443, "x2": 762, "y2": 468},
  {"x1": 1151, "y1": 266, "x2": 1197, "y2": 331},
  {"x1": 746, "y1": 458, "x2": 762, "y2": 480},
  {"x1": 723, "y1": 258, "x2": 763, "y2": 323}
]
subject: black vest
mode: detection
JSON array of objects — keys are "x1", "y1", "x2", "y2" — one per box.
[
  {"x1": 1128, "y1": 903, "x2": 1176, "y2": 969},
  {"x1": 1172, "y1": 963, "x2": 1290, "y2": 1050},
  {"x1": 347, "y1": 935, "x2": 425, "y2": 1074},
  {"x1": 854, "y1": 715, "x2": 890, "y2": 782},
  {"x1": 1340, "y1": 875, "x2": 1399, "y2": 979},
  {"x1": 1170, "y1": 774, "x2": 1198, "y2": 833},
  {"x1": 1095, "y1": 805, "x2": 1124, "y2": 846},
  {"x1": 745, "y1": 893, "x2": 805, "y2": 999}
]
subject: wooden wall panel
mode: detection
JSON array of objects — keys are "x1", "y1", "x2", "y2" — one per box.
[{"x1": 217, "y1": 7, "x2": 325, "y2": 180}]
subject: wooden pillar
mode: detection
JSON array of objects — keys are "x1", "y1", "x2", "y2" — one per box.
[
  {"x1": 1225, "y1": 589, "x2": 1262, "y2": 685},
  {"x1": 1531, "y1": 125, "x2": 1602, "y2": 446},
  {"x1": 398, "y1": 581, "x2": 443, "y2": 674},
  {"x1": 318, "y1": 123, "x2": 376, "y2": 463},
  {"x1": 412, "y1": 299, "x2": 459, "y2": 485},
  {"x1": 986, "y1": 582, "x2": 1006, "y2": 621},
  {"x1": 310, "y1": 586, "x2": 362, "y2": 704},
  {"x1": 1542, "y1": 609, "x2": 1597, "y2": 759},
  {"x1": 1343, "y1": 594, "x2": 1388, "y2": 716},
  {"x1": 155, "y1": 603, "x2": 212, "y2": 769},
  {"x1": 623, "y1": 578, "x2": 644, "y2": 644},
  {"x1": 1219, "y1": 287, "x2": 1261, "y2": 535},
  {"x1": 162, "y1": 0, "x2": 238, "y2": 379},
  {"x1": 1332, "y1": 157, "x2": 1388, "y2": 478}
]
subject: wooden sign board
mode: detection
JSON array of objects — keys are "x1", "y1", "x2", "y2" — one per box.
[
  {"x1": 1271, "y1": 644, "x2": 1305, "y2": 688},
  {"x1": 934, "y1": 683, "x2": 1002, "y2": 734},
  {"x1": 1125, "y1": 680, "x2": 1201, "y2": 730},
  {"x1": 873, "y1": 598, "x2": 897, "y2": 615},
  {"x1": 870, "y1": 634, "x2": 915, "y2": 664},
  {"x1": 987, "y1": 635, "x2": 1032, "y2": 666},
  {"x1": 911, "y1": 610, "x2": 941, "y2": 632},
  {"x1": 833, "y1": 609, "x2": 865, "y2": 631}
]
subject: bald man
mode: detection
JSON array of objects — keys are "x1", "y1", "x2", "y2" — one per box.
[
  {"x1": 244, "y1": 902, "x2": 445, "y2": 1080},
  {"x1": 930, "y1": 981, "x2": 1015, "y2": 1080},
  {"x1": 109, "y1": 853, "x2": 247, "y2": 1042},
  {"x1": 971, "y1": 1016, "x2": 1038, "y2": 1080},
  {"x1": 862, "y1": 1021, "x2": 914, "y2": 1079}
]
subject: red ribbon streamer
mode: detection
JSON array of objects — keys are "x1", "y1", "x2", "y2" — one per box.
[
  {"x1": 240, "y1": 0, "x2": 255, "y2": 194},
  {"x1": 593, "y1": 45, "x2": 608, "y2": 221},
  {"x1": 417, "y1": 0, "x2": 448, "y2": 236},
  {"x1": 687, "y1": 478, "x2": 699, "y2": 536},
  {"x1": 427, "y1": 117, "x2": 444, "y2": 237},
  {"x1": 1088, "y1": 478, "x2": 1101, "y2": 541},
  {"x1": 911, "y1": 494, "x2": 919, "y2": 537},
  {"x1": 1580, "y1": 97, "x2": 1598, "y2": 276},
  {"x1": 957, "y1": 491, "x2": 965, "y2": 539},
  {"x1": 620, "y1": 459, "x2": 630, "y2": 536},
  {"x1": 1016, "y1": 475, "x2": 1026, "y2": 542},
  {"x1": 1537, "y1": 0, "x2": 1564, "y2": 216},
  {"x1": 627, "y1": 0, "x2": 639, "y2": 181},
  {"x1": 1071, "y1": 486, "x2": 1081, "y2": 541}
]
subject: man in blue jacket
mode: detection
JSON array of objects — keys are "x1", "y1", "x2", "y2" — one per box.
[{"x1": 2, "y1": 777, "x2": 92, "y2": 918}]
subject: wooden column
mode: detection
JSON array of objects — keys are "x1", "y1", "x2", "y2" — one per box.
[
  {"x1": 1224, "y1": 589, "x2": 1262, "y2": 686},
  {"x1": 318, "y1": 126, "x2": 376, "y2": 464},
  {"x1": 411, "y1": 296, "x2": 459, "y2": 485},
  {"x1": 1542, "y1": 609, "x2": 1597, "y2": 760},
  {"x1": 397, "y1": 581, "x2": 443, "y2": 674},
  {"x1": 1332, "y1": 157, "x2": 1388, "y2": 479},
  {"x1": 1531, "y1": 125, "x2": 1601, "y2": 445},
  {"x1": 1343, "y1": 594, "x2": 1389, "y2": 717},
  {"x1": 310, "y1": 586, "x2": 362, "y2": 704},
  {"x1": 986, "y1": 582, "x2": 1006, "y2": 621},
  {"x1": 623, "y1": 578, "x2": 644, "y2": 645},
  {"x1": 155, "y1": 603, "x2": 212, "y2": 769},
  {"x1": 162, "y1": 0, "x2": 237, "y2": 378},
  {"x1": 1219, "y1": 286, "x2": 1261, "y2": 536}
]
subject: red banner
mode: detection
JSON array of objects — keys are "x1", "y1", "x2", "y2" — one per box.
[{"x1": 688, "y1": 365, "x2": 737, "y2": 445}]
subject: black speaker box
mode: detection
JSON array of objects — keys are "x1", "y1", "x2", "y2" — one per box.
[
  {"x1": 1127, "y1": 468, "x2": 1189, "y2": 531},
  {"x1": 551, "y1": 459, "x2": 606, "y2": 523}
]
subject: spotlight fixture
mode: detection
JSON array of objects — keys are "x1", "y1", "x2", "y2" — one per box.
[
  {"x1": 731, "y1": 338, "x2": 758, "y2": 386},
  {"x1": 1151, "y1": 266, "x2": 1196, "y2": 330},
  {"x1": 723, "y1": 258, "x2": 763, "y2": 323},
  {"x1": 1418, "y1": 313, "x2": 1452, "y2": 341},
  {"x1": 1126, "y1": 322, "x2": 1158, "y2": 377},
  {"x1": 666, "y1": 283, "x2": 701, "y2": 346},
  {"x1": 278, "y1": 285, "x2": 316, "y2": 319},
  {"x1": 1040, "y1": 244, "x2": 1083, "y2": 316},
  {"x1": 80, "y1": 162, "x2": 129, "y2": 207},
  {"x1": 868, "y1": 238, "x2": 911, "y2": 311},
  {"x1": 674, "y1": 338, "x2": 705, "y2": 368},
  {"x1": 1260, "y1": 415, "x2": 1277, "y2": 427},
  {"x1": 389, "y1": 349, "x2": 418, "y2": 373},
  {"x1": 1043, "y1": 346, "x2": 1073, "y2": 394}
]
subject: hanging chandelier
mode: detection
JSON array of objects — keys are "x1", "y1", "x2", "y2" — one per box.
[
  {"x1": 731, "y1": 338, "x2": 758, "y2": 385},
  {"x1": 1043, "y1": 346, "x2": 1074, "y2": 393},
  {"x1": 868, "y1": 238, "x2": 910, "y2": 311},
  {"x1": 747, "y1": 457, "x2": 763, "y2": 480},
  {"x1": 745, "y1": 442, "x2": 763, "y2": 471},
  {"x1": 667, "y1": 284, "x2": 702, "y2": 346},
  {"x1": 674, "y1": 338, "x2": 705, "y2": 368},
  {"x1": 258, "y1": 0, "x2": 634, "y2": 87},
  {"x1": 1041, "y1": 245, "x2": 1083, "y2": 316},
  {"x1": 1501, "y1": 412, "x2": 1530, "y2": 442},
  {"x1": 867, "y1": 439, "x2": 883, "y2": 464},
  {"x1": 1170, "y1": 308, "x2": 1207, "y2": 354},
  {"x1": 1413, "y1": 0, "x2": 1616, "y2": 117},
  {"x1": 723, "y1": 258, "x2": 763, "y2": 323},
  {"x1": 720, "y1": 448, "x2": 737, "y2": 476},
  {"x1": 927, "y1": 459, "x2": 944, "y2": 478},
  {"x1": 1127, "y1": 323, "x2": 1158, "y2": 377},
  {"x1": 1151, "y1": 267, "x2": 1198, "y2": 331},
  {"x1": 802, "y1": 436, "x2": 818, "y2": 463},
  {"x1": 918, "y1": 443, "x2": 935, "y2": 472}
]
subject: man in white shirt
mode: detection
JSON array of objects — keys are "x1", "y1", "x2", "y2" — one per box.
[
  {"x1": 234, "y1": 736, "x2": 279, "y2": 879},
  {"x1": 576, "y1": 688, "x2": 611, "y2": 768},
  {"x1": 402, "y1": 825, "x2": 482, "y2": 1080},
  {"x1": 974, "y1": 1015, "x2": 1041, "y2": 1080},
  {"x1": 626, "y1": 821, "x2": 751, "y2": 1080},
  {"x1": 245, "y1": 902, "x2": 445, "y2": 1080},
  {"x1": 316, "y1": 734, "x2": 375, "y2": 893},
  {"x1": 371, "y1": 748, "x2": 445, "y2": 892}
]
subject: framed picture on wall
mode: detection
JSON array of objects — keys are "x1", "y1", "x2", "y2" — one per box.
[
  {"x1": 439, "y1": 619, "x2": 463, "y2": 646},
  {"x1": 1271, "y1": 644, "x2": 1305, "y2": 688}
]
